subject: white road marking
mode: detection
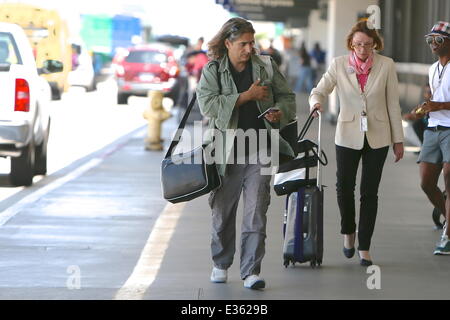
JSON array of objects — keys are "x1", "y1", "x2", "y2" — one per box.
[
  {"x1": 114, "y1": 202, "x2": 186, "y2": 300},
  {"x1": 0, "y1": 158, "x2": 103, "y2": 227}
]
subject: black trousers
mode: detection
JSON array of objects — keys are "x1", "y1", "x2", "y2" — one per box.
[{"x1": 335, "y1": 137, "x2": 389, "y2": 251}]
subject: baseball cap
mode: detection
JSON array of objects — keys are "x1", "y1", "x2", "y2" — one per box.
[{"x1": 425, "y1": 21, "x2": 450, "y2": 38}]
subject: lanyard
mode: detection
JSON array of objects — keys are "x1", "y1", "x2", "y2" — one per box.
[
  {"x1": 432, "y1": 60, "x2": 450, "y2": 94},
  {"x1": 359, "y1": 92, "x2": 368, "y2": 116}
]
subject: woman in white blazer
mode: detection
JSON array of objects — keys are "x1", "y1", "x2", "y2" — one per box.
[{"x1": 309, "y1": 21, "x2": 404, "y2": 266}]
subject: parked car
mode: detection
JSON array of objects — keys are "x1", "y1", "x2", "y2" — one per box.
[
  {"x1": 0, "y1": 22, "x2": 62, "y2": 186},
  {"x1": 112, "y1": 44, "x2": 180, "y2": 104}
]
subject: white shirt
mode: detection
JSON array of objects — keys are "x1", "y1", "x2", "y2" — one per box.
[{"x1": 428, "y1": 60, "x2": 450, "y2": 127}]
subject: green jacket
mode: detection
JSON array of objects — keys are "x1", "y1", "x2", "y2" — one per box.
[{"x1": 196, "y1": 54, "x2": 296, "y2": 176}]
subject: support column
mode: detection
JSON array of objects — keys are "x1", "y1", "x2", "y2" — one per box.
[{"x1": 326, "y1": 0, "x2": 379, "y2": 119}]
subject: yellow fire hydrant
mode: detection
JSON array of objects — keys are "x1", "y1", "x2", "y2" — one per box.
[{"x1": 143, "y1": 90, "x2": 171, "y2": 151}]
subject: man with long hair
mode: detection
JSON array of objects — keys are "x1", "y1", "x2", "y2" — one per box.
[{"x1": 196, "y1": 17, "x2": 296, "y2": 289}]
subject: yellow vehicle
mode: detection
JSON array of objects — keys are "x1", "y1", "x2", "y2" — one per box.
[{"x1": 0, "y1": 3, "x2": 72, "y2": 100}]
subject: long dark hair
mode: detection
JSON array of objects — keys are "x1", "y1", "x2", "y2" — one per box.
[{"x1": 207, "y1": 17, "x2": 256, "y2": 60}]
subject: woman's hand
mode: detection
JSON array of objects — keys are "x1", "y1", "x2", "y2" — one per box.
[
  {"x1": 393, "y1": 142, "x2": 404, "y2": 163},
  {"x1": 311, "y1": 103, "x2": 323, "y2": 118}
]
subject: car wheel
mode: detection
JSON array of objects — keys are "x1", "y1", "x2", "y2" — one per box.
[
  {"x1": 117, "y1": 93, "x2": 129, "y2": 104},
  {"x1": 34, "y1": 120, "x2": 50, "y2": 176},
  {"x1": 50, "y1": 84, "x2": 61, "y2": 101},
  {"x1": 86, "y1": 80, "x2": 96, "y2": 92},
  {"x1": 10, "y1": 140, "x2": 35, "y2": 186}
]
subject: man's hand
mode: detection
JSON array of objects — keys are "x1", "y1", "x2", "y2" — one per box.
[
  {"x1": 235, "y1": 79, "x2": 269, "y2": 108},
  {"x1": 413, "y1": 100, "x2": 443, "y2": 118},
  {"x1": 410, "y1": 102, "x2": 427, "y2": 120},
  {"x1": 420, "y1": 100, "x2": 443, "y2": 113},
  {"x1": 247, "y1": 79, "x2": 269, "y2": 101},
  {"x1": 264, "y1": 110, "x2": 283, "y2": 123}
]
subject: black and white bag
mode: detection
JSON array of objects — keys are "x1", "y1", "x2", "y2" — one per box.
[{"x1": 274, "y1": 110, "x2": 327, "y2": 196}]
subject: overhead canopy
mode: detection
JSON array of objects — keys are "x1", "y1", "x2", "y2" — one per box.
[{"x1": 216, "y1": 0, "x2": 318, "y2": 24}]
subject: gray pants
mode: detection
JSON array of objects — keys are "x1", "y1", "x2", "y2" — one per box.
[{"x1": 208, "y1": 162, "x2": 271, "y2": 279}]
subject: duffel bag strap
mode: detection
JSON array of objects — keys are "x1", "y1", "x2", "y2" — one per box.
[
  {"x1": 164, "y1": 92, "x2": 197, "y2": 159},
  {"x1": 165, "y1": 61, "x2": 221, "y2": 159}
]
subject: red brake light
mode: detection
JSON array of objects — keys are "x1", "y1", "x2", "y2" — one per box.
[{"x1": 15, "y1": 79, "x2": 30, "y2": 112}]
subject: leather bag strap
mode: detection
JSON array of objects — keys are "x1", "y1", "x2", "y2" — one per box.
[{"x1": 164, "y1": 61, "x2": 221, "y2": 159}]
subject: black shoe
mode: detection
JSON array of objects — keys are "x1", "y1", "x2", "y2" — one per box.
[
  {"x1": 358, "y1": 252, "x2": 373, "y2": 266},
  {"x1": 343, "y1": 247, "x2": 355, "y2": 259},
  {"x1": 360, "y1": 258, "x2": 373, "y2": 267}
]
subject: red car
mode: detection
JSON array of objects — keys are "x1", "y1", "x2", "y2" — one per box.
[{"x1": 113, "y1": 44, "x2": 180, "y2": 104}]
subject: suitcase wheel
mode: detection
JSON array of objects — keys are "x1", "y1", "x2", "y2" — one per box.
[
  {"x1": 283, "y1": 259, "x2": 289, "y2": 268},
  {"x1": 310, "y1": 260, "x2": 317, "y2": 269}
]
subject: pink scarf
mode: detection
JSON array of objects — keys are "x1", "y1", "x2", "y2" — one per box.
[
  {"x1": 348, "y1": 51, "x2": 373, "y2": 91},
  {"x1": 348, "y1": 51, "x2": 373, "y2": 75}
]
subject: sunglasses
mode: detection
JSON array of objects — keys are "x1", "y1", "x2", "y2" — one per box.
[{"x1": 425, "y1": 35, "x2": 448, "y2": 45}]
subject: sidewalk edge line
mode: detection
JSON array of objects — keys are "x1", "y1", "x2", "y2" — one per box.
[
  {"x1": 114, "y1": 202, "x2": 186, "y2": 300},
  {"x1": 0, "y1": 158, "x2": 103, "y2": 227}
]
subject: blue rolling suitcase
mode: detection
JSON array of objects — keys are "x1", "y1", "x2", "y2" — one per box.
[
  {"x1": 281, "y1": 110, "x2": 325, "y2": 268},
  {"x1": 283, "y1": 185, "x2": 324, "y2": 268}
]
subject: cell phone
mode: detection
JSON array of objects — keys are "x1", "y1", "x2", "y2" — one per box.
[
  {"x1": 257, "y1": 108, "x2": 279, "y2": 119},
  {"x1": 260, "y1": 79, "x2": 272, "y2": 86}
]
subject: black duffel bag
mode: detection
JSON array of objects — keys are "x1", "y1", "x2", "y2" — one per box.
[{"x1": 161, "y1": 93, "x2": 221, "y2": 203}]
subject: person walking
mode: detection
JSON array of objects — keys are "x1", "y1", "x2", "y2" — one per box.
[
  {"x1": 294, "y1": 44, "x2": 314, "y2": 94},
  {"x1": 411, "y1": 21, "x2": 450, "y2": 255},
  {"x1": 196, "y1": 17, "x2": 296, "y2": 289},
  {"x1": 310, "y1": 42, "x2": 326, "y2": 85},
  {"x1": 309, "y1": 20, "x2": 404, "y2": 266},
  {"x1": 260, "y1": 39, "x2": 283, "y2": 67}
]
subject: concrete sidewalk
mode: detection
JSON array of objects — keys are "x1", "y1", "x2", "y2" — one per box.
[
  {"x1": 0, "y1": 93, "x2": 446, "y2": 300},
  {"x1": 144, "y1": 94, "x2": 450, "y2": 300}
]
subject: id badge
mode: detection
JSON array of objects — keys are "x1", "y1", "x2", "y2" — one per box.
[{"x1": 360, "y1": 113, "x2": 368, "y2": 132}]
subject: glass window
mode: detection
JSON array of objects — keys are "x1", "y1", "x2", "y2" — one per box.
[
  {"x1": 0, "y1": 32, "x2": 22, "y2": 65},
  {"x1": 125, "y1": 51, "x2": 167, "y2": 64},
  {"x1": 23, "y1": 27, "x2": 49, "y2": 43}
]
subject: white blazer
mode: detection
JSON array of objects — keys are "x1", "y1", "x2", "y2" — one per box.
[{"x1": 309, "y1": 53, "x2": 404, "y2": 150}]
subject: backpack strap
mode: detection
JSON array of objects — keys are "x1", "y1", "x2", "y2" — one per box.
[
  {"x1": 206, "y1": 60, "x2": 221, "y2": 93},
  {"x1": 258, "y1": 55, "x2": 274, "y2": 81}
]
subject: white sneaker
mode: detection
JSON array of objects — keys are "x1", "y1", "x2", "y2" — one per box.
[
  {"x1": 441, "y1": 222, "x2": 448, "y2": 241},
  {"x1": 243, "y1": 275, "x2": 265, "y2": 290},
  {"x1": 210, "y1": 267, "x2": 227, "y2": 283},
  {"x1": 434, "y1": 235, "x2": 450, "y2": 255}
]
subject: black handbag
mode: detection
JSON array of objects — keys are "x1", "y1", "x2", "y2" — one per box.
[{"x1": 161, "y1": 92, "x2": 221, "y2": 203}]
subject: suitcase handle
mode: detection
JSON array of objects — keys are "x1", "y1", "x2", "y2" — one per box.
[
  {"x1": 296, "y1": 107, "x2": 324, "y2": 190},
  {"x1": 317, "y1": 110, "x2": 323, "y2": 190}
]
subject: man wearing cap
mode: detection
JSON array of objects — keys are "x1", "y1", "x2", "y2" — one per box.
[{"x1": 412, "y1": 21, "x2": 450, "y2": 255}]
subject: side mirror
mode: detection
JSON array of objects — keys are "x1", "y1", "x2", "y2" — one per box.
[{"x1": 38, "y1": 60, "x2": 63, "y2": 75}]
